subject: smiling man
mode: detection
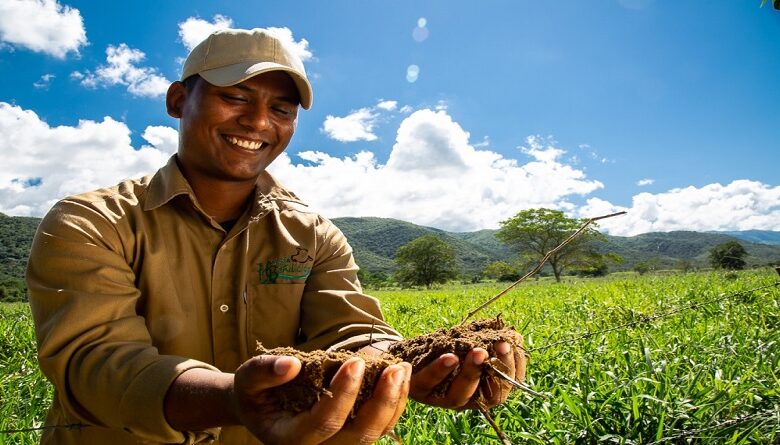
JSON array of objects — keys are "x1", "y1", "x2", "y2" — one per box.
[{"x1": 27, "y1": 28, "x2": 524, "y2": 444}]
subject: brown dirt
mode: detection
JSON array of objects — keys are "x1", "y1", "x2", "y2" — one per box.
[
  {"x1": 387, "y1": 315, "x2": 520, "y2": 399},
  {"x1": 256, "y1": 315, "x2": 521, "y2": 414},
  {"x1": 256, "y1": 345, "x2": 403, "y2": 416}
]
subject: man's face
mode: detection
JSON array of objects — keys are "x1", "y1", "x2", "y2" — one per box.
[{"x1": 169, "y1": 71, "x2": 299, "y2": 185}]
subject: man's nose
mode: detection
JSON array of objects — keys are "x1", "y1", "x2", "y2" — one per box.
[{"x1": 238, "y1": 104, "x2": 271, "y2": 130}]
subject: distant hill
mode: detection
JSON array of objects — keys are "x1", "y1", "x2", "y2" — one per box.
[
  {"x1": 332, "y1": 219, "x2": 780, "y2": 275},
  {"x1": 0, "y1": 213, "x2": 41, "y2": 300},
  {"x1": 602, "y1": 231, "x2": 780, "y2": 270},
  {"x1": 717, "y1": 230, "x2": 780, "y2": 246},
  {"x1": 332, "y1": 217, "x2": 513, "y2": 277},
  {"x1": 1, "y1": 213, "x2": 779, "y2": 297},
  {"x1": 0, "y1": 213, "x2": 40, "y2": 280}
]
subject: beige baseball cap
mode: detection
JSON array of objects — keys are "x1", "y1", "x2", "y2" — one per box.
[{"x1": 181, "y1": 28, "x2": 313, "y2": 109}]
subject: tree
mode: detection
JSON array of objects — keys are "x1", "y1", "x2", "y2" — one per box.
[
  {"x1": 633, "y1": 262, "x2": 651, "y2": 275},
  {"x1": 495, "y1": 208, "x2": 606, "y2": 282},
  {"x1": 357, "y1": 269, "x2": 391, "y2": 288},
  {"x1": 394, "y1": 235, "x2": 457, "y2": 288},
  {"x1": 675, "y1": 258, "x2": 694, "y2": 273},
  {"x1": 482, "y1": 261, "x2": 520, "y2": 282},
  {"x1": 709, "y1": 240, "x2": 747, "y2": 270}
]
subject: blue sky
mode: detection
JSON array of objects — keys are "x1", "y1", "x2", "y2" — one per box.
[{"x1": 1, "y1": 0, "x2": 778, "y2": 235}]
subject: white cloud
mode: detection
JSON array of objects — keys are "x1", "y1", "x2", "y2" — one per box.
[
  {"x1": 376, "y1": 100, "x2": 398, "y2": 111},
  {"x1": 578, "y1": 142, "x2": 611, "y2": 164},
  {"x1": 474, "y1": 136, "x2": 490, "y2": 148},
  {"x1": 176, "y1": 20, "x2": 314, "y2": 86},
  {"x1": 33, "y1": 74, "x2": 55, "y2": 89},
  {"x1": 578, "y1": 180, "x2": 780, "y2": 236},
  {"x1": 322, "y1": 100, "x2": 401, "y2": 143},
  {"x1": 264, "y1": 27, "x2": 313, "y2": 62},
  {"x1": 74, "y1": 44, "x2": 170, "y2": 98},
  {"x1": 637, "y1": 178, "x2": 654, "y2": 186},
  {"x1": 0, "y1": 102, "x2": 177, "y2": 216},
  {"x1": 178, "y1": 17, "x2": 313, "y2": 63},
  {"x1": 273, "y1": 109, "x2": 604, "y2": 231},
  {"x1": 322, "y1": 108, "x2": 379, "y2": 142},
  {"x1": 178, "y1": 15, "x2": 234, "y2": 52},
  {"x1": 0, "y1": 0, "x2": 86, "y2": 59}
]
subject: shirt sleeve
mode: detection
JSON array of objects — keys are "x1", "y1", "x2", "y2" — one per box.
[
  {"x1": 297, "y1": 217, "x2": 404, "y2": 352},
  {"x1": 26, "y1": 199, "x2": 220, "y2": 444}
]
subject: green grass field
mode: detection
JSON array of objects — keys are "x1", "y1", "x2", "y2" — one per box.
[{"x1": 2, "y1": 270, "x2": 778, "y2": 444}]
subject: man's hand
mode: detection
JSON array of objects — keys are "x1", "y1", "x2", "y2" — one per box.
[
  {"x1": 232, "y1": 355, "x2": 411, "y2": 445},
  {"x1": 408, "y1": 334, "x2": 526, "y2": 409}
]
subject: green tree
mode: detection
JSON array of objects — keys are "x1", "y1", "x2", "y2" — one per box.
[
  {"x1": 0, "y1": 276, "x2": 26, "y2": 302},
  {"x1": 676, "y1": 258, "x2": 694, "y2": 273},
  {"x1": 394, "y1": 235, "x2": 457, "y2": 288},
  {"x1": 495, "y1": 208, "x2": 605, "y2": 282},
  {"x1": 482, "y1": 261, "x2": 519, "y2": 282},
  {"x1": 633, "y1": 262, "x2": 651, "y2": 275},
  {"x1": 357, "y1": 269, "x2": 391, "y2": 288},
  {"x1": 709, "y1": 240, "x2": 747, "y2": 270}
]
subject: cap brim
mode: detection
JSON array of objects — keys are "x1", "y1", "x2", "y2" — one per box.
[{"x1": 199, "y1": 61, "x2": 313, "y2": 110}]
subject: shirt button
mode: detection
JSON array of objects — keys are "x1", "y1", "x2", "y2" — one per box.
[{"x1": 219, "y1": 304, "x2": 229, "y2": 313}]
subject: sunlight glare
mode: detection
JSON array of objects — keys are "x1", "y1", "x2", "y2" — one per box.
[{"x1": 406, "y1": 64, "x2": 420, "y2": 83}]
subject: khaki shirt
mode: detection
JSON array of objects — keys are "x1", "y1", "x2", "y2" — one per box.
[{"x1": 27, "y1": 156, "x2": 402, "y2": 444}]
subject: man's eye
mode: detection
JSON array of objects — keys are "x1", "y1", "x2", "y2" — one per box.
[
  {"x1": 273, "y1": 107, "x2": 294, "y2": 116},
  {"x1": 222, "y1": 94, "x2": 247, "y2": 102}
]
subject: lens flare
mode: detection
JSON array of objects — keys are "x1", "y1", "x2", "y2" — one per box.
[
  {"x1": 406, "y1": 64, "x2": 420, "y2": 83},
  {"x1": 413, "y1": 17, "x2": 429, "y2": 42}
]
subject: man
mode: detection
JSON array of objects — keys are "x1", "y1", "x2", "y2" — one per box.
[{"x1": 27, "y1": 28, "x2": 524, "y2": 444}]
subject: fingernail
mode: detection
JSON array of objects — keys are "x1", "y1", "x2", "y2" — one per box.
[
  {"x1": 349, "y1": 358, "x2": 366, "y2": 378},
  {"x1": 402, "y1": 362, "x2": 412, "y2": 381},
  {"x1": 273, "y1": 357, "x2": 297, "y2": 375},
  {"x1": 472, "y1": 352, "x2": 486, "y2": 366},
  {"x1": 442, "y1": 355, "x2": 458, "y2": 368},
  {"x1": 496, "y1": 342, "x2": 511, "y2": 355},
  {"x1": 390, "y1": 366, "x2": 405, "y2": 387}
]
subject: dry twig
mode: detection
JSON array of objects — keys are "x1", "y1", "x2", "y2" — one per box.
[
  {"x1": 475, "y1": 399, "x2": 513, "y2": 445},
  {"x1": 460, "y1": 211, "x2": 627, "y2": 325}
]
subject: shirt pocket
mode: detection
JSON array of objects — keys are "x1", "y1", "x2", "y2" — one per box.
[{"x1": 245, "y1": 283, "x2": 305, "y2": 353}]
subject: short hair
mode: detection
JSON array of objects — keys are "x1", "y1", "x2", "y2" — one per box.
[{"x1": 182, "y1": 74, "x2": 201, "y2": 92}]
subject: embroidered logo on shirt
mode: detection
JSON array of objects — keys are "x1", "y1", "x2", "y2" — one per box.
[{"x1": 258, "y1": 247, "x2": 313, "y2": 284}]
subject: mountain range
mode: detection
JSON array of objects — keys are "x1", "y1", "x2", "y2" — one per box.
[
  {"x1": 331, "y1": 217, "x2": 780, "y2": 277},
  {"x1": 2, "y1": 213, "x2": 779, "y2": 287}
]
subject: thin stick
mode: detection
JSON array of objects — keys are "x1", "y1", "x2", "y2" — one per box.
[
  {"x1": 486, "y1": 362, "x2": 547, "y2": 399},
  {"x1": 460, "y1": 211, "x2": 627, "y2": 325},
  {"x1": 475, "y1": 399, "x2": 512, "y2": 445},
  {"x1": 386, "y1": 430, "x2": 404, "y2": 445}
]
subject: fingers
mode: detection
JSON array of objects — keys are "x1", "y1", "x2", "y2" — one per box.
[
  {"x1": 384, "y1": 367, "x2": 411, "y2": 436},
  {"x1": 408, "y1": 354, "x2": 459, "y2": 402},
  {"x1": 483, "y1": 342, "x2": 514, "y2": 406},
  {"x1": 513, "y1": 334, "x2": 527, "y2": 383},
  {"x1": 324, "y1": 362, "x2": 412, "y2": 445},
  {"x1": 290, "y1": 357, "x2": 366, "y2": 444},
  {"x1": 235, "y1": 355, "x2": 302, "y2": 397},
  {"x1": 440, "y1": 348, "x2": 488, "y2": 408}
]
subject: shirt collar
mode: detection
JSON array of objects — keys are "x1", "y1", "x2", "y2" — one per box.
[{"x1": 144, "y1": 155, "x2": 307, "y2": 214}]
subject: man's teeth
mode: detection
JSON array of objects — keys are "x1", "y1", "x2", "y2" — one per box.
[{"x1": 226, "y1": 136, "x2": 264, "y2": 150}]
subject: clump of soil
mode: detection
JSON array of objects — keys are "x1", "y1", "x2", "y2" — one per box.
[
  {"x1": 388, "y1": 315, "x2": 520, "y2": 399},
  {"x1": 257, "y1": 315, "x2": 521, "y2": 414},
  {"x1": 256, "y1": 345, "x2": 402, "y2": 416}
]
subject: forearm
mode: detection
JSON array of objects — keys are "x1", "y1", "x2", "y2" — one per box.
[{"x1": 164, "y1": 368, "x2": 238, "y2": 431}]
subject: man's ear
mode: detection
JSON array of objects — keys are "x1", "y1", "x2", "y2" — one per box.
[{"x1": 166, "y1": 81, "x2": 186, "y2": 118}]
